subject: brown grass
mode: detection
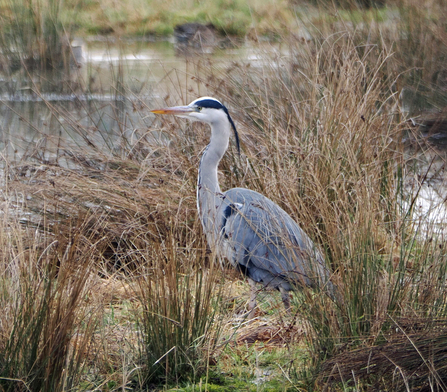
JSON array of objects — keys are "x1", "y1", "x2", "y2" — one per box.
[
  {"x1": 0, "y1": 210, "x2": 101, "y2": 390},
  {"x1": 318, "y1": 318, "x2": 447, "y2": 391}
]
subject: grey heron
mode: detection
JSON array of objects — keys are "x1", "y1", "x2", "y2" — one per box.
[{"x1": 152, "y1": 97, "x2": 334, "y2": 316}]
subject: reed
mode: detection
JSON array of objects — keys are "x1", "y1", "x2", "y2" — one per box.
[
  {"x1": 0, "y1": 209, "x2": 100, "y2": 391},
  {"x1": 133, "y1": 218, "x2": 224, "y2": 386},
  {"x1": 0, "y1": 0, "x2": 74, "y2": 74}
]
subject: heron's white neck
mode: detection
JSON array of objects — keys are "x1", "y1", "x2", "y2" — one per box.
[
  {"x1": 197, "y1": 119, "x2": 231, "y2": 194},
  {"x1": 197, "y1": 117, "x2": 231, "y2": 241}
]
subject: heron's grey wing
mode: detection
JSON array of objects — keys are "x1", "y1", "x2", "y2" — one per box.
[{"x1": 219, "y1": 188, "x2": 329, "y2": 290}]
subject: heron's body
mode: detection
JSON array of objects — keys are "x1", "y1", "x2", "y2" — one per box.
[
  {"x1": 152, "y1": 97, "x2": 333, "y2": 315},
  {"x1": 202, "y1": 187, "x2": 327, "y2": 289}
]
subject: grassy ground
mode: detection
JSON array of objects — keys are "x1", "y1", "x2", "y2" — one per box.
[
  {"x1": 66, "y1": 0, "x2": 296, "y2": 37},
  {"x1": 1, "y1": 0, "x2": 447, "y2": 391},
  {"x1": 0, "y1": 0, "x2": 396, "y2": 40},
  {"x1": 0, "y1": 0, "x2": 301, "y2": 38}
]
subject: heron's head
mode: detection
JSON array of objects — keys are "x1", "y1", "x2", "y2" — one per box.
[{"x1": 152, "y1": 96, "x2": 240, "y2": 153}]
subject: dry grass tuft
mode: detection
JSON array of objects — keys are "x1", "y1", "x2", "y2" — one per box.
[
  {"x1": 318, "y1": 318, "x2": 447, "y2": 391},
  {"x1": 0, "y1": 209, "x2": 101, "y2": 391}
]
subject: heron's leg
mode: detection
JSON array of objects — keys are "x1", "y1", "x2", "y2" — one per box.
[
  {"x1": 279, "y1": 287, "x2": 291, "y2": 313},
  {"x1": 247, "y1": 278, "x2": 257, "y2": 319}
]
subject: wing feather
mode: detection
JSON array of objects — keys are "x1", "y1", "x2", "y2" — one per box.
[{"x1": 218, "y1": 188, "x2": 329, "y2": 290}]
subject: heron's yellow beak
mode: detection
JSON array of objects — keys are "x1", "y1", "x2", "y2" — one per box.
[{"x1": 151, "y1": 105, "x2": 193, "y2": 115}]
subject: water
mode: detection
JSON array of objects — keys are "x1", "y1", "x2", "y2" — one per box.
[
  {"x1": 0, "y1": 39, "x2": 267, "y2": 163},
  {"x1": 403, "y1": 148, "x2": 447, "y2": 238}
]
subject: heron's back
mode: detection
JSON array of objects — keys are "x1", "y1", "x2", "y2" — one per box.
[{"x1": 217, "y1": 188, "x2": 331, "y2": 292}]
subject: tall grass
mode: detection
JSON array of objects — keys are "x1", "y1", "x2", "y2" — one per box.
[
  {"x1": 0, "y1": 209, "x2": 100, "y2": 391},
  {"x1": 308, "y1": 0, "x2": 447, "y2": 114},
  {"x1": 0, "y1": 0, "x2": 73, "y2": 74},
  {"x1": 134, "y1": 218, "x2": 224, "y2": 386}
]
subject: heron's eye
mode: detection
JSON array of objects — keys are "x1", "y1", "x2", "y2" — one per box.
[{"x1": 196, "y1": 106, "x2": 202, "y2": 112}]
